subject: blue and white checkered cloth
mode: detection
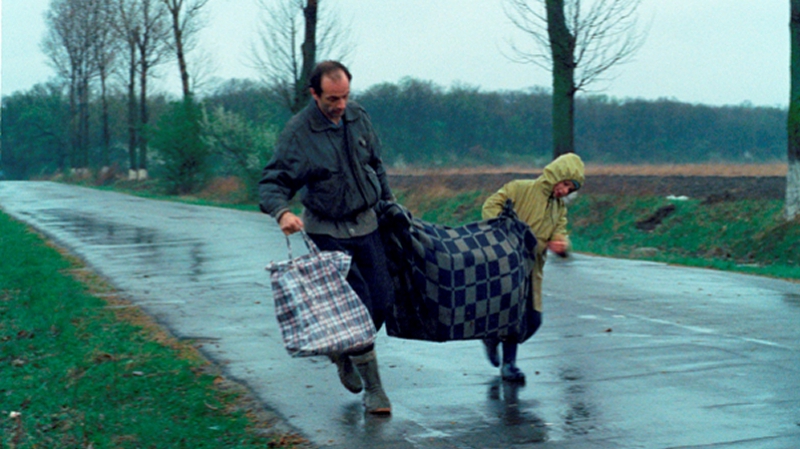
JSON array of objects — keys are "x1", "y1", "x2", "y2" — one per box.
[{"x1": 377, "y1": 200, "x2": 538, "y2": 342}]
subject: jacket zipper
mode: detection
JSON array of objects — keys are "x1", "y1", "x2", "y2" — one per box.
[{"x1": 343, "y1": 121, "x2": 372, "y2": 210}]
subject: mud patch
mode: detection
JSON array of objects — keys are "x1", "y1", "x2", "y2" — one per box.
[
  {"x1": 387, "y1": 173, "x2": 785, "y2": 201},
  {"x1": 702, "y1": 191, "x2": 736, "y2": 204},
  {"x1": 635, "y1": 204, "x2": 677, "y2": 231}
]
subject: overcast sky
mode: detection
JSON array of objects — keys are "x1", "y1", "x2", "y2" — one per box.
[{"x1": 0, "y1": 0, "x2": 790, "y2": 107}]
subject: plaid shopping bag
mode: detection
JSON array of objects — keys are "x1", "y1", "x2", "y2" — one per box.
[{"x1": 265, "y1": 232, "x2": 376, "y2": 357}]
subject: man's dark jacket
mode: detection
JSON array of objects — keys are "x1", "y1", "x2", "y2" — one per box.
[{"x1": 258, "y1": 101, "x2": 393, "y2": 221}]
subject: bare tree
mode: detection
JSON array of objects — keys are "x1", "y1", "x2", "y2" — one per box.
[
  {"x1": 505, "y1": 0, "x2": 646, "y2": 158},
  {"x1": 788, "y1": 0, "x2": 800, "y2": 220},
  {"x1": 114, "y1": 0, "x2": 170, "y2": 179},
  {"x1": 184, "y1": 47, "x2": 217, "y2": 95},
  {"x1": 116, "y1": 1, "x2": 139, "y2": 179},
  {"x1": 251, "y1": 0, "x2": 352, "y2": 113},
  {"x1": 93, "y1": 0, "x2": 121, "y2": 170},
  {"x1": 114, "y1": 0, "x2": 142, "y2": 179},
  {"x1": 43, "y1": 0, "x2": 108, "y2": 172},
  {"x1": 136, "y1": 0, "x2": 170, "y2": 179},
  {"x1": 162, "y1": 0, "x2": 209, "y2": 99},
  {"x1": 41, "y1": 1, "x2": 77, "y2": 171},
  {"x1": 297, "y1": 0, "x2": 318, "y2": 111}
]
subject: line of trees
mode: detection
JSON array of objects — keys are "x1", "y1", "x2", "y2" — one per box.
[
  {"x1": 357, "y1": 78, "x2": 786, "y2": 167},
  {"x1": 0, "y1": 78, "x2": 282, "y2": 196},
  {"x1": 39, "y1": 0, "x2": 210, "y2": 181},
  {"x1": 2, "y1": 76, "x2": 787, "y2": 179}
]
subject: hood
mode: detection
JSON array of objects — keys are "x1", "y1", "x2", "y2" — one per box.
[{"x1": 541, "y1": 153, "x2": 585, "y2": 194}]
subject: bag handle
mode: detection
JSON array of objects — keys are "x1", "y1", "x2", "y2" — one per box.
[{"x1": 285, "y1": 231, "x2": 321, "y2": 260}]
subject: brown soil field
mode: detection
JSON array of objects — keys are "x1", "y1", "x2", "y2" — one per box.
[{"x1": 387, "y1": 163, "x2": 788, "y2": 201}]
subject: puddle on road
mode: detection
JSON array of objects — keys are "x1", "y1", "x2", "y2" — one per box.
[
  {"x1": 39, "y1": 208, "x2": 207, "y2": 281},
  {"x1": 481, "y1": 378, "x2": 550, "y2": 443},
  {"x1": 40, "y1": 208, "x2": 158, "y2": 245},
  {"x1": 558, "y1": 366, "x2": 600, "y2": 437},
  {"x1": 437, "y1": 371, "x2": 604, "y2": 446},
  {"x1": 784, "y1": 293, "x2": 800, "y2": 309}
]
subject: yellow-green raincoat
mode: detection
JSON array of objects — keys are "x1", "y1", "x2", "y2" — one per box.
[{"x1": 481, "y1": 153, "x2": 585, "y2": 312}]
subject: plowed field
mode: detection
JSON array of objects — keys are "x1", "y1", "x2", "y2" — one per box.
[{"x1": 387, "y1": 163, "x2": 787, "y2": 201}]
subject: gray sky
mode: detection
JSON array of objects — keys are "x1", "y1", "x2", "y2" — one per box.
[{"x1": 0, "y1": 0, "x2": 789, "y2": 107}]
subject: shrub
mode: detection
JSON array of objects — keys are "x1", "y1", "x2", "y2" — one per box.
[{"x1": 151, "y1": 97, "x2": 211, "y2": 195}]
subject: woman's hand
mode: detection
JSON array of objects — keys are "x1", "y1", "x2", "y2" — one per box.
[{"x1": 547, "y1": 239, "x2": 568, "y2": 257}]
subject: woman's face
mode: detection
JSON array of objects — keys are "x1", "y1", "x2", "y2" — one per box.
[{"x1": 553, "y1": 180, "x2": 576, "y2": 198}]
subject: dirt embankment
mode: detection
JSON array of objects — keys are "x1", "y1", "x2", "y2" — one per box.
[{"x1": 387, "y1": 164, "x2": 788, "y2": 201}]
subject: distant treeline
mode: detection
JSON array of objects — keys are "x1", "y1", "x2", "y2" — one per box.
[
  {"x1": 0, "y1": 77, "x2": 787, "y2": 180},
  {"x1": 357, "y1": 78, "x2": 787, "y2": 167}
]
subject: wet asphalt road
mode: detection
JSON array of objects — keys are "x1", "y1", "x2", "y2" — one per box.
[{"x1": 1, "y1": 181, "x2": 799, "y2": 449}]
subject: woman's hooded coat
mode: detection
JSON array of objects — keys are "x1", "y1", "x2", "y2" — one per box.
[{"x1": 481, "y1": 153, "x2": 585, "y2": 312}]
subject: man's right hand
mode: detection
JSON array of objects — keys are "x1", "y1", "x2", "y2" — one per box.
[{"x1": 278, "y1": 211, "x2": 304, "y2": 235}]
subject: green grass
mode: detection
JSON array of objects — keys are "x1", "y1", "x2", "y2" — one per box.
[
  {"x1": 0, "y1": 213, "x2": 300, "y2": 448},
  {"x1": 395, "y1": 189, "x2": 486, "y2": 226},
  {"x1": 566, "y1": 194, "x2": 800, "y2": 279}
]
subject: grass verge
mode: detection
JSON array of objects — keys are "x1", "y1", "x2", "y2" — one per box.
[
  {"x1": 566, "y1": 194, "x2": 800, "y2": 279},
  {"x1": 0, "y1": 212, "x2": 304, "y2": 448}
]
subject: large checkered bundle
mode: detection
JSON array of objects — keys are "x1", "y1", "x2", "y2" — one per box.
[{"x1": 377, "y1": 200, "x2": 537, "y2": 342}]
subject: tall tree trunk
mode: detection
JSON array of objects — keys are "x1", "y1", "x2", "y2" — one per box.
[
  {"x1": 294, "y1": 0, "x2": 318, "y2": 113},
  {"x1": 100, "y1": 66, "x2": 110, "y2": 169},
  {"x1": 72, "y1": 66, "x2": 90, "y2": 171},
  {"x1": 127, "y1": 43, "x2": 138, "y2": 179},
  {"x1": 169, "y1": 7, "x2": 191, "y2": 98},
  {"x1": 80, "y1": 76, "x2": 91, "y2": 169},
  {"x1": 68, "y1": 74, "x2": 78, "y2": 171},
  {"x1": 546, "y1": 0, "x2": 576, "y2": 159},
  {"x1": 139, "y1": 66, "x2": 149, "y2": 179},
  {"x1": 788, "y1": 0, "x2": 800, "y2": 220}
]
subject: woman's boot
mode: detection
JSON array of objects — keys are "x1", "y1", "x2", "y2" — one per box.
[
  {"x1": 329, "y1": 353, "x2": 362, "y2": 393},
  {"x1": 351, "y1": 350, "x2": 392, "y2": 415},
  {"x1": 501, "y1": 339, "x2": 525, "y2": 383},
  {"x1": 483, "y1": 338, "x2": 500, "y2": 367}
]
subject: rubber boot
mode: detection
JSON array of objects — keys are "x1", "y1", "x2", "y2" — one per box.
[
  {"x1": 351, "y1": 350, "x2": 392, "y2": 415},
  {"x1": 501, "y1": 340, "x2": 525, "y2": 383},
  {"x1": 330, "y1": 353, "x2": 362, "y2": 394},
  {"x1": 483, "y1": 338, "x2": 500, "y2": 367}
]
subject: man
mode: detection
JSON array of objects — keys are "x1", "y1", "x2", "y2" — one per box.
[
  {"x1": 259, "y1": 60, "x2": 394, "y2": 415},
  {"x1": 481, "y1": 153, "x2": 585, "y2": 382}
]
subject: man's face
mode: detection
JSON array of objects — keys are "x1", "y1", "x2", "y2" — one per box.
[
  {"x1": 311, "y1": 71, "x2": 350, "y2": 124},
  {"x1": 553, "y1": 180, "x2": 576, "y2": 198}
]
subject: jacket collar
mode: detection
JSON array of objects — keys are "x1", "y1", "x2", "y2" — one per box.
[{"x1": 308, "y1": 100, "x2": 359, "y2": 132}]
